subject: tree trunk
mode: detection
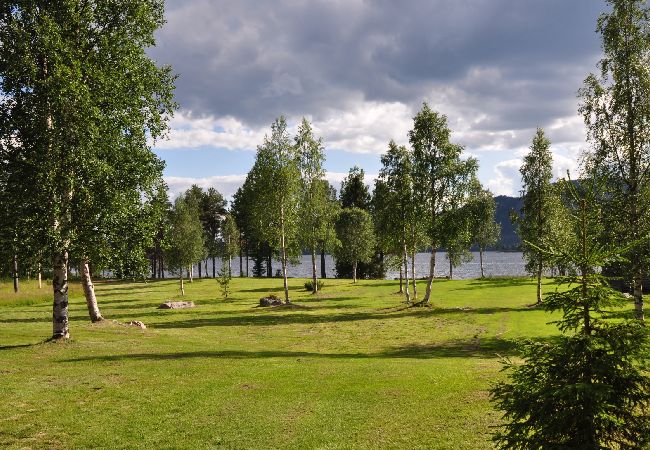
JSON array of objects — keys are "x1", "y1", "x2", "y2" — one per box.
[
  {"x1": 228, "y1": 256, "x2": 232, "y2": 278},
  {"x1": 403, "y1": 245, "x2": 411, "y2": 304},
  {"x1": 536, "y1": 260, "x2": 543, "y2": 305},
  {"x1": 311, "y1": 248, "x2": 318, "y2": 294},
  {"x1": 212, "y1": 257, "x2": 216, "y2": 278},
  {"x1": 188, "y1": 265, "x2": 193, "y2": 283},
  {"x1": 633, "y1": 268, "x2": 644, "y2": 320},
  {"x1": 80, "y1": 258, "x2": 103, "y2": 322},
  {"x1": 204, "y1": 259, "x2": 208, "y2": 278},
  {"x1": 280, "y1": 206, "x2": 290, "y2": 303},
  {"x1": 423, "y1": 245, "x2": 436, "y2": 304},
  {"x1": 180, "y1": 274, "x2": 185, "y2": 296},
  {"x1": 267, "y1": 250, "x2": 272, "y2": 278},
  {"x1": 38, "y1": 263, "x2": 42, "y2": 289},
  {"x1": 320, "y1": 248, "x2": 326, "y2": 279},
  {"x1": 160, "y1": 255, "x2": 165, "y2": 279},
  {"x1": 246, "y1": 245, "x2": 249, "y2": 277},
  {"x1": 449, "y1": 258, "x2": 453, "y2": 280},
  {"x1": 480, "y1": 248, "x2": 484, "y2": 278},
  {"x1": 198, "y1": 261, "x2": 202, "y2": 278},
  {"x1": 353, "y1": 261, "x2": 358, "y2": 283},
  {"x1": 52, "y1": 250, "x2": 70, "y2": 340},
  {"x1": 239, "y1": 238, "x2": 244, "y2": 277},
  {"x1": 12, "y1": 254, "x2": 18, "y2": 293},
  {"x1": 411, "y1": 251, "x2": 417, "y2": 301},
  {"x1": 399, "y1": 265, "x2": 403, "y2": 293}
]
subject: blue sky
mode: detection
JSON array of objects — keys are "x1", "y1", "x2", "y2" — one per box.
[{"x1": 149, "y1": 0, "x2": 608, "y2": 200}]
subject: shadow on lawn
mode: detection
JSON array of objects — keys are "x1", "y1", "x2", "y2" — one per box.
[
  {"x1": 0, "y1": 304, "x2": 538, "y2": 325},
  {"x1": 451, "y1": 277, "x2": 535, "y2": 291},
  {"x1": 63, "y1": 336, "x2": 556, "y2": 363}
]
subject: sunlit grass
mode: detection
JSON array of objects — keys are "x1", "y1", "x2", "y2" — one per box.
[{"x1": 0, "y1": 275, "x2": 633, "y2": 449}]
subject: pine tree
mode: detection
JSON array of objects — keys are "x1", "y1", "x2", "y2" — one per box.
[{"x1": 491, "y1": 179, "x2": 650, "y2": 449}]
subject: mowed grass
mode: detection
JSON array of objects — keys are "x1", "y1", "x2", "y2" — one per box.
[{"x1": 0, "y1": 275, "x2": 568, "y2": 449}]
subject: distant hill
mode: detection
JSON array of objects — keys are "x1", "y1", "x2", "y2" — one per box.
[{"x1": 493, "y1": 195, "x2": 522, "y2": 250}]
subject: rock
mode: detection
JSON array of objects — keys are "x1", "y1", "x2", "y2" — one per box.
[
  {"x1": 158, "y1": 301, "x2": 196, "y2": 309},
  {"x1": 259, "y1": 295, "x2": 284, "y2": 307},
  {"x1": 127, "y1": 321, "x2": 147, "y2": 330}
]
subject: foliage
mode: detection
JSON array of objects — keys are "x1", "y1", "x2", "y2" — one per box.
[
  {"x1": 304, "y1": 279, "x2": 324, "y2": 291},
  {"x1": 220, "y1": 214, "x2": 240, "y2": 275},
  {"x1": 579, "y1": 0, "x2": 650, "y2": 319},
  {"x1": 491, "y1": 181, "x2": 650, "y2": 449},
  {"x1": 409, "y1": 103, "x2": 478, "y2": 300},
  {"x1": 334, "y1": 207, "x2": 376, "y2": 281},
  {"x1": 340, "y1": 166, "x2": 371, "y2": 209},
  {"x1": 217, "y1": 264, "x2": 231, "y2": 300},
  {"x1": 165, "y1": 196, "x2": 205, "y2": 277}
]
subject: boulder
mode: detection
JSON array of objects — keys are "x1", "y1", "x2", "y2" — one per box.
[
  {"x1": 259, "y1": 295, "x2": 283, "y2": 307},
  {"x1": 127, "y1": 321, "x2": 147, "y2": 330},
  {"x1": 159, "y1": 301, "x2": 196, "y2": 309}
]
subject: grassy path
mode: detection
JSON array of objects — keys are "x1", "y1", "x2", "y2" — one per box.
[{"x1": 1, "y1": 277, "x2": 560, "y2": 449}]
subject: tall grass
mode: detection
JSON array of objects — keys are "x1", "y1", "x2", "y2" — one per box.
[{"x1": 0, "y1": 278, "x2": 83, "y2": 306}]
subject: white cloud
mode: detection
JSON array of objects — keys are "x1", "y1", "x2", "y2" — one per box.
[
  {"x1": 165, "y1": 174, "x2": 247, "y2": 200},
  {"x1": 487, "y1": 159, "x2": 521, "y2": 196}
]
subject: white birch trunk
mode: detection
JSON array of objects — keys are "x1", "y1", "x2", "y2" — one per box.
[
  {"x1": 411, "y1": 251, "x2": 417, "y2": 301},
  {"x1": 52, "y1": 250, "x2": 70, "y2": 339},
  {"x1": 311, "y1": 248, "x2": 318, "y2": 294},
  {"x1": 280, "y1": 205, "x2": 290, "y2": 303},
  {"x1": 423, "y1": 245, "x2": 436, "y2": 304},
  {"x1": 38, "y1": 263, "x2": 42, "y2": 289},
  {"x1": 353, "y1": 261, "x2": 358, "y2": 283},
  {"x1": 480, "y1": 249, "x2": 484, "y2": 278},
  {"x1": 180, "y1": 274, "x2": 185, "y2": 296},
  {"x1": 403, "y1": 245, "x2": 411, "y2": 304},
  {"x1": 81, "y1": 259, "x2": 103, "y2": 322}
]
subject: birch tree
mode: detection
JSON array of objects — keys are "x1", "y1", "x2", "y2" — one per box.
[
  {"x1": 410, "y1": 103, "x2": 477, "y2": 304},
  {"x1": 166, "y1": 197, "x2": 205, "y2": 296},
  {"x1": 295, "y1": 118, "x2": 335, "y2": 294},
  {"x1": 334, "y1": 207, "x2": 376, "y2": 283},
  {"x1": 580, "y1": 0, "x2": 650, "y2": 320},
  {"x1": 468, "y1": 181, "x2": 501, "y2": 278},
  {"x1": 248, "y1": 117, "x2": 301, "y2": 303},
  {"x1": 0, "y1": 1, "x2": 175, "y2": 338}
]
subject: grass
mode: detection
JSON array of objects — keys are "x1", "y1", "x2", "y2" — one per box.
[{"x1": 0, "y1": 275, "x2": 581, "y2": 449}]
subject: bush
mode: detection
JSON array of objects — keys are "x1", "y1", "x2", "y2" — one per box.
[{"x1": 304, "y1": 280, "x2": 324, "y2": 291}]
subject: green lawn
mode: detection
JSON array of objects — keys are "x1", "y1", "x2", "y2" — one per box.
[{"x1": 0, "y1": 276, "x2": 565, "y2": 449}]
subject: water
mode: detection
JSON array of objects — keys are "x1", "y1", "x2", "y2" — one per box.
[{"x1": 191, "y1": 251, "x2": 528, "y2": 280}]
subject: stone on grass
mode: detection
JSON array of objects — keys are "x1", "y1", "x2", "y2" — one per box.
[
  {"x1": 159, "y1": 301, "x2": 196, "y2": 309},
  {"x1": 259, "y1": 295, "x2": 284, "y2": 307},
  {"x1": 127, "y1": 321, "x2": 147, "y2": 330}
]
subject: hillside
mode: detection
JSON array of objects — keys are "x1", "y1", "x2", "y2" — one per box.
[{"x1": 493, "y1": 195, "x2": 522, "y2": 250}]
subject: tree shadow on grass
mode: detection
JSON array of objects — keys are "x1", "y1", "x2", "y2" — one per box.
[
  {"x1": 62, "y1": 336, "x2": 558, "y2": 363},
  {"x1": 0, "y1": 303, "x2": 539, "y2": 325}
]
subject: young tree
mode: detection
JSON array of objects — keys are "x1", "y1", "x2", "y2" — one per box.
[
  {"x1": 202, "y1": 187, "x2": 227, "y2": 278},
  {"x1": 491, "y1": 181, "x2": 650, "y2": 449},
  {"x1": 515, "y1": 128, "x2": 556, "y2": 305},
  {"x1": 579, "y1": 0, "x2": 650, "y2": 320},
  {"x1": 468, "y1": 181, "x2": 501, "y2": 278},
  {"x1": 220, "y1": 214, "x2": 239, "y2": 278},
  {"x1": 376, "y1": 140, "x2": 420, "y2": 302},
  {"x1": 248, "y1": 117, "x2": 301, "y2": 303},
  {"x1": 295, "y1": 118, "x2": 336, "y2": 294},
  {"x1": 334, "y1": 208, "x2": 376, "y2": 283},
  {"x1": 166, "y1": 197, "x2": 205, "y2": 296},
  {"x1": 0, "y1": 1, "x2": 175, "y2": 339},
  {"x1": 410, "y1": 103, "x2": 477, "y2": 304}
]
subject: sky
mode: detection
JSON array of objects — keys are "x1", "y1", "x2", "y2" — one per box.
[{"x1": 148, "y1": 0, "x2": 608, "y2": 200}]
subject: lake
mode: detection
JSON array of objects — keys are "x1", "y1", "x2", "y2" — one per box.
[{"x1": 193, "y1": 251, "x2": 529, "y2": 280}]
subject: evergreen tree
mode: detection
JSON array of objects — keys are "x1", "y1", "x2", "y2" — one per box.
[
  {"x1": 491, "y1": 180, "x2": 650, "y2": 449},
  {"x1": 340, "y1": 166, "x2": 371, "y2": 209},
  {"x1": 515, "y1": 128, "x2": 556, "y2": 305},
  {"x1": 580, "y1": 0, "x2": 650, "y2": 320}
]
